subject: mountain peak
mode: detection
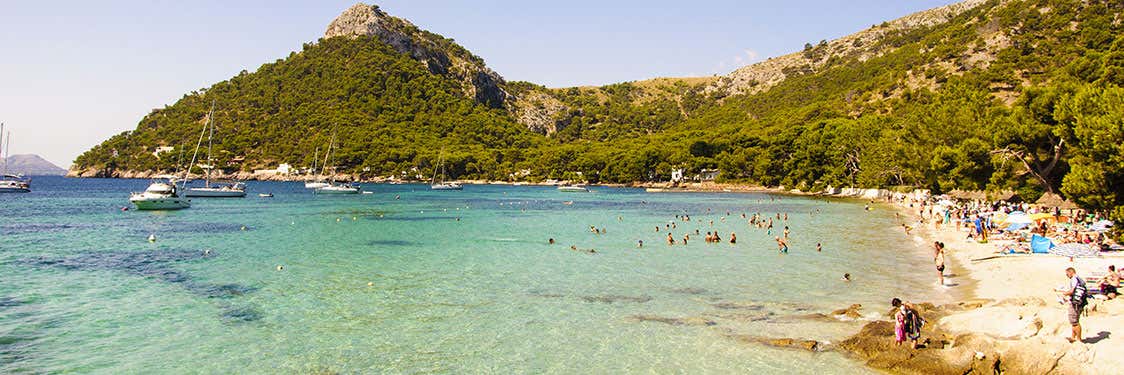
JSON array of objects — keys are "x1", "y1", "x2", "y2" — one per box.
[
  {"x1": 322, "y1": 3, "x2": 508, "y2": 108},
  {"x1": 324, "y1": 3, "x2": 403, "y2": 39},
  {"x1": 4, "y1": 154, "x2": 67, "y2": 176}
]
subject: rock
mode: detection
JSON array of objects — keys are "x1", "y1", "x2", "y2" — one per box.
[
  {"x1": 832, "y1": 303, "x2": 863, "y2": 319},
  {"x1": 627, "y1": 315, "x2": 716, "y2": 327},
  {"x1": 727, "y1": 335, "x2": 821, "y2": 352},
  {"x1": 580, "y1": 294, "x2": 652, "y2": 304}
]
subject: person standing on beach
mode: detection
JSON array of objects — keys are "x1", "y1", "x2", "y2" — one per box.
[
  {"x1": 891, "y1": 298, "x2": 923, "y2": 349},
  {"x1": 1058, "y1": 267, "x2": 1087, "y2": 343},
  {"x1": 934, "y1": 242, "x2": 946, "y2": 286}
]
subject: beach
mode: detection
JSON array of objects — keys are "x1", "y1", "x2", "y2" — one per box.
[{"x1": 860, "y1": 199, "x2": 1124, "y2": 374}]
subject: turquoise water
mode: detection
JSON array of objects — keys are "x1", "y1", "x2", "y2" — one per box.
[{"x1": 1, "y1": 177, "x2": 947, "y2": 373}]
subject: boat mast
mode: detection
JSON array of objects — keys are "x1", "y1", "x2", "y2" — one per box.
[
  {"x1": 3, "y1": 130, "x2": 10, "y2": 177},
  {"x1": 0, "y1": 123, "x2": 5, "y2": 176},
  {"x1": 310, "y1": 147, "x2": 319, "y2": 180},
  {"x1": 205, "y1": 103, "x2": 215, "y2": 188},
  {"x1": 183, "y1": 102, "x2": 213, "y2": 191},
  {"x1": 321, "y1": 132, "x2": 334, "y2": 182},
  {"x1": 431, "y1": 150, "x2": 443, "y2": 185}
]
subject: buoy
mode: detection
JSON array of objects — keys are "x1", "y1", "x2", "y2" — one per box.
[
  {"x1": 277, "y1": 265, "x2": 284, "y2": 271},
  {"x1": 367, "y1": 282, "x2": 374, "y2": 287},
  {"x1": 240, "y1": 225, "x2": 247, "y2": 231},
  {"x1": 148, "y1": 234, "x2": 156, "y2": 242},
  {"x1": 352, "y1": 216, "x2": 357, "y2": 221},
  {"x1": 336, "y1": 218, "x2": 341, "y2": 222},
  {"x1": 121, "y1": 206, "x2": 129, "y2": 212},
  {"x1": 203, "y1": 249, "x2": 212, "y2": 256}
]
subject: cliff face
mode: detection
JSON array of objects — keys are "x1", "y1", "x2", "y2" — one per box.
[
  {"x1": 711, "y1": 0, "x2": 994, "y2": 97},
  {"x1": 324, "y1": 4, "x2": 508, "y2": 108}
]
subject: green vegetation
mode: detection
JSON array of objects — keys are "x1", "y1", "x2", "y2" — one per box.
[{"x1": 75, "y1": 0, "x2": 1124, "y2": 236}]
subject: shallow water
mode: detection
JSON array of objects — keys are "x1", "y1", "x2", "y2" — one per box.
[{"x1": 0, "y1": 177, "x2": 948, "y2": 373}]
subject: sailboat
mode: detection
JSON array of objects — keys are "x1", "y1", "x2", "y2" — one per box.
[
  {"x1": 314, "y1": 132, "x2": 360, "y2": 195},
  {"x1": 429, "y1": 151, "x2": 462, "y2": 190},
  {"x1": 185, "y1": 103, "x2": 246, "y2": 198},
  {"x1": 0, "y1": 123, "x2": 31, "y2": 193},
  {"x1": 304, "y1": 147, "x2": 329, "y2": 189}
]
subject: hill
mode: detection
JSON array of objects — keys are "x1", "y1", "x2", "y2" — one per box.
[
  {"x1": 72, "y1": 0, "x2": 1124, "y2": 231},
  {"x1": 4, "y1": 154, "x2": 67, "y2": 176}
]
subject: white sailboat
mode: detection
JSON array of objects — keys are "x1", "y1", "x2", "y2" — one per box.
[
  {"x1": 0, "y1": 123, "x2": 31, "y2": 193},
  {"x1": 186, "y1": 104, "x2": 246, "y2": 198},
  {"x1": 314, "y1": 133, "x2": 360, "y2": 195},
  {"x1": 429, "y1": 151, "x2": 462, "y2": 190},
  {"x1": 129, "y1": 103, "x2": 216, "y2": 210},
  {"x1": 304, "y1": 147, "x2": 329, "y2": 189}
]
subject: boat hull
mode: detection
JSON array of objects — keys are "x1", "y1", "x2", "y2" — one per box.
[
  {"x1": 185, "y1": 188, "x2": 246, "y2": 198},
  {"x1": 130, "y1": 197, "x2": 191, "y2": 210},
  {"x1": 558, "y1": 187, "x2": 589, "y2": 192},
  {"x1": 315, "y1": 187, "x2": 360, "y2": 194},
  {"x1": 0, "y1": 186, "x2": 30, "y2": 193},
  {"x1": 430, "y1": 185, "x2": 463, "y2": 190},
  {"x1": 305, "y1": 182, "x2": 330, "y2": 189}
]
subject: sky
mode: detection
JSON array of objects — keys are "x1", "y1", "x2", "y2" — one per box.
[{"x1": 0, "y1": 0, "x2": 960, "y2": 168}]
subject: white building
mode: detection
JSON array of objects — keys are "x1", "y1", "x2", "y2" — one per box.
[{"x1": 152, "y1": 146, "x2": 175, "y2": 159}]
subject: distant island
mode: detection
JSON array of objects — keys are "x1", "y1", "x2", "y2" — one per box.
[{"x1": 5, "y1": 154, "x2": 66, "y2": 176}]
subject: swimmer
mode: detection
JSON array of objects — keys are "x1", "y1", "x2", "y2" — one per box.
[
  {"x1": 395, "y1": 195, "x2": 400, "y2": 200},
  {"x1": 667, "y1": 233, "x2": 675, "y2": 245},
  {"x1": 842, "y1": 273, "x2": 851, "y2": 281},
  {"x1": 775, "y1": 236, "x2": 788, "y2": 254},
  {"x1": 637, "y1": 240, "x2": 644, "y2": 248},
  {"x1": 816, "y1": 243, "x2": 822, "y2": 252},
  {"x1": 549, "y1": 238, "x2": 555, "y2": 245},
  {"x1": 729, "y1": 233, "x2": 737, "y2": 244}
]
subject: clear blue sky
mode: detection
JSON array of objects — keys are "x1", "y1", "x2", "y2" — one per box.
[{"x1": 0, "y1": 0, "x2": 959, "y2": 168}]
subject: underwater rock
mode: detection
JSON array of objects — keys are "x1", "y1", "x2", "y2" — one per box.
[
  {"x1": 626, "y1": 315, "x2": 716, "y2": 326},
  {"x1": 581, "y1": 295, "x2": 652, "y2": 304}
]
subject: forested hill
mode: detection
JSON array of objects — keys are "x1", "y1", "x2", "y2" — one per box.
[{"x1": 74, "y1": 0, "x2": 1124, "y2": 224}]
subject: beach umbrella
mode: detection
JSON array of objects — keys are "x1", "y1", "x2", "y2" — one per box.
[
  {"x1": 1004, "y1": 212, "x2": 1032, "y2": 224},
  {"x1": 1049, "y1": 243, "x2": 1100, "y2": 257},
  {"x1": 1090, "y1": 220, "x2": 1114, "y2": 232},
  {"x1": 1006, "y1": 222, "x2": 1029, "y2": 231},
  {"x1": 1029, "y1": 213, "x2": 1054, "y2": 221}
]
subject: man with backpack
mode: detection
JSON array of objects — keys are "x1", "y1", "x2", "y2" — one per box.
[{"x1": 1059, "y1": 267, "x2": 1088, "y2": 343}]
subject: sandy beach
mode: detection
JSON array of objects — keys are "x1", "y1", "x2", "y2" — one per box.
[{"x1": 883, "y1": 200, "x2": 1124, "y2": 374}]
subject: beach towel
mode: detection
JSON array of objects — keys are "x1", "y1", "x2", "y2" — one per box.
[
  {"x1": 1030, "y1": 234, "x2": 1054, "y2": 254},
  {"x1": 1049, "y1": 243, "x2": 1099, "y2": 258}
]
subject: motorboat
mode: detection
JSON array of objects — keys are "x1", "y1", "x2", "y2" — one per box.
[
  {"x1": 558, "y1": 185, "x2": 589, "y2": 192},
  {"x1": 430, "y1": 182, "x2": 463, "y2": 190},
  {"x1": 258, "y1": 193, "x2": 273, "y2": 198},
  {"x1": 130, "y1": 178, "x2": 190, "y2": 210},
  {"x1": 315, "y1": 182, "x2": 361, "y2": 194}
]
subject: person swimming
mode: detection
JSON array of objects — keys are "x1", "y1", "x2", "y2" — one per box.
[
  {"x1": 842, "y1": 273, "x2": 851, "y2": 281},
  {"x1": 816, "y1": 243, "x2": 822, "y2": 252},
  {"x1": 776, "y1": 236, "x2": 788, "y2": 254},
  {"x1": 667, "y1": 233, "x2": 675, "y2": 245},
  {"x1": 549, "y1": 238, "x2": 555, "y2": 245},
  {"x1": 729, "y1": 233, "x2": 737, "y2": 244},
  {"x1": 637, "y1": 240, "x2": 644, "y2": 248}
]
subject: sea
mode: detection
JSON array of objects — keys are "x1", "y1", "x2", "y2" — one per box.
[{"x1": 0, "y1": 176, "x2": 950, "y2": 374}]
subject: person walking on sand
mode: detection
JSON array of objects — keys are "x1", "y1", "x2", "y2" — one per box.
[
  {"x1": 1057, "y1": 267, "x2": 1088, "y2": 343},
  {"x1": 934, "y1": 242, "x2": 946, "y2": 286}
]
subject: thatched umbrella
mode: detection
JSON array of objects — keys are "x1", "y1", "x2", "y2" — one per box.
[
  {"x1": 990, "y1": 190, "x2": 1021, "y2": 203},
  {"x1": 1036, "y1": 192, "x2": 1079, "y2": 209}
]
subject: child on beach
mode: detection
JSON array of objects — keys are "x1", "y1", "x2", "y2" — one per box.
[{"x1": 891, "y1": 298, "x2": 924, "y2": 349}]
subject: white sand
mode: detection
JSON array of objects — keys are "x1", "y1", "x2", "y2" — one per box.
[{"x1": 898, "y1": 202, "x2": 1124, "y2": 373}]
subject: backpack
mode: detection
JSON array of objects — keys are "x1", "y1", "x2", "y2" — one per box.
[{"x1": 1072, "y1": 276, "x2": 1089, "y2": 309}]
